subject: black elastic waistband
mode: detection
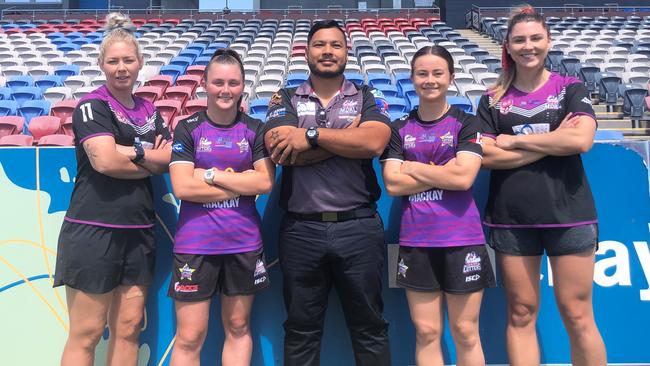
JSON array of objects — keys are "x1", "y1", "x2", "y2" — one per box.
[{"x1": 288, "y1": 205, "x2": 376, "y2": 222}]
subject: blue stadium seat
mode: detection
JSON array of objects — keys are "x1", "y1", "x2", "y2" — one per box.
[
  {"x1": 186, "y1": 43, "x2": 207, "y2": 53},
  {"x1": 46, "y1": 32, "x2": 65, "y2": 40},
  {"x1": 579, "y1": 65, "x2": 601, "y2": 93},
  {"x1": 249, "y1": 98, "x2": 270, "y2": 115},
  {"x1": 159, "y1": 65, "x2": 186, "y2": 84},
  {"x1": 285, "y1": 73, "x2": 308, "y2": 88},
  {"x1": 385, "y1": 97, "x2": 408, "y2": 113},
  {"x1": 621, "y1": 85, "x2": 649, "y2": 118},
  {"x1": 19, "y1": 100, "x2": 51, "y2": 131},
  {"x1": 59, "y1": 43, "x2": 81, "y2": 53},
  {"x1": 71, "y1": 38, "x2": 92, "y2": 46},
  {"x1": 12, "y1": 87, "x2": 42, "y2": 106},
  {"x1": 388, "y1": 112, "x2": 407, "y2": 121},
  {"x1": 55, "y1": 65, "x2": 80, "y2": 79},
  {"x1": 249, "y1": 113, "x2": 267, "y2": 123},
  {"x1": 34, "y1": 76, "x2": 63, "y2": 93},
  {"x1": 447, "y1": 96, "x2": 473, "y2": 113},
  {"x1": 404, "y1": 90, "x2": 419, "y2": 110},
  {"x1": 376, "y1": 85, "x2": 399, "y2": 98},
  {"x1": 560, "y1": 57, "x2": 581, "y2": 77},
  {"x1": 50, "y1": 37, "x2": 70, "y2": 46},
  {"x1": 546, "y1": 49, "x2": 564, "y2": 73},
  {"x1": 598, "y1": 74, "x2": 622, "y2": 104},
  {"x1": 0, "y1": 87, "x2": 12, "y2": 100},
  {"x1": 367, "y1": 73, "x2": 393, "y2": 89},
  {"x1": 399, "y1": 83, "x2": 415, "y2": 101},
  {"x1": 179, "y1": 49, "x2": 201, "y2": 62},
  {"x1": 0, "y1": 100, "x2": 18, "y2": 116},
  {"x1": 7, "y1": 76, "x2": 34, "y2": 89},
  {"x1": 345, "y1": 73, "x2": 365, "y2": 86},
  {"x1": 193, "y1": 56, "x2": 212, "y2": 66},
  {"x1": 66, "y1": 32, "x2": 84, "y2": 39},
  {"x1": 169, "y1": 56, "x2": 193, "y2": 70}
]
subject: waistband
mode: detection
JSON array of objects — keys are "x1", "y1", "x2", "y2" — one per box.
[{"x1": 288, "y1": 205, "x2": 376, "y2": 222}]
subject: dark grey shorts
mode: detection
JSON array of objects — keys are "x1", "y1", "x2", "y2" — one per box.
[{"x1": 488, "y1": 224, "x2": 598, "y2": 256}]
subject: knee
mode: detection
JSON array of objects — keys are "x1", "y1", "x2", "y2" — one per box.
[
  {"x1": 70, "y1": 323, "x2": 105, "y2": 351},
  {"x1": 450, "y1": 321, "x2": 479, "y2": 349},
  {"x1": 224, "y1": 315, "x2": 250, "y2": 339},
  {"x1": 413, "y1": 322, "x2": 442, "y2": 346},
  {"x1": 111, "y1": 312, "x2": 143, "y2": 341},
  {"x1": 175, "y1": 327, "x2": 207, "y2": 353},
  {"x1": 508, "y1": 301, "x2": 538, "y2": 328},
  {"x1": 557, "y1": 301, "x2": 593, "y2": 335}
]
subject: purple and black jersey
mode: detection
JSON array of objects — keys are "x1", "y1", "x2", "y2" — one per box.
[
  {"x1": 65, "y1": 85, "x2": 170, "y2": 228},
  {"x1": 381, "y1": 106, "x2": 485, "y2": 248},
  {"x1": 264, "y1": 78, "x2": 390, "y2": 213},
  {"x1": 170, "y1": 111, "x2": 268, "y2": 255},
  {"x1": 477, "y1": 72, "x2": 598, "y2": 227}
]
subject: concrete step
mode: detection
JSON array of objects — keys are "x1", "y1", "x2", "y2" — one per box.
[{"x1": 600, "y1": 127, "x2": 650, "y2": 136}]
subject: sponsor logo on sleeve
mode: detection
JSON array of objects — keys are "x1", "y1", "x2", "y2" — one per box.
[
  {"x1": 581, "y1": 96, "x2": 592, "y2": 105},
  {"x1": 267, "y1": 107, "x2": 286, "y2": 119},
  {"x1": 172, "y1": 143, "x2": 184, "y2": 152}
]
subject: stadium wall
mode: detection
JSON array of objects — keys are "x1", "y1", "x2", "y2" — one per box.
[{"x1": 0, "y1": 142, "x2": 649, "y2": 365}]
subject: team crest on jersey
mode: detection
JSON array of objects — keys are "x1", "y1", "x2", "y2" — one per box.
[
  {"x1": 499, "y1": 98, "x2": 513, "y2": 114},
  {"x1": 215, "y1": 136, "x2": 233, "y2": 148},
  {"x1": 237, "y1": 137, "x2": 249, "y2": 153},
  {"x1": 462, "y1": 252, "x2": 482, "y2": 274},
  {"x1": 546, "y1": 95, "x2": 560, "y2": 109},
  {"x1": 296, "y1": 101, "x2": 316, "y2": 116},
  {"x1": 198, "y1": 137, "x2": 212, "y2": 152},
  {"x1": 254, "y1": 259, "x2": 267, "y2": 277},
  {"x1": 440, "y1": 131, "x2": 454, "y2": 147},
  {"x1": 398, "y1": 258, "x2": 408, "y2": 278},
  {"x1": 179, "y1": 263, "x2": 195, "y2": 281},
  {"x1": 404, "y1": 134, "x2": 417, "y2": 149},
  {"x1": 269, "y1": 92, "x2": 282, "y2": 107}
]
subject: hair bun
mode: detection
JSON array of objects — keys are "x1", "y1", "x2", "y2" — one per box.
[{"x1": 104, "y1": 12, "x2": 135, "y2": 33}]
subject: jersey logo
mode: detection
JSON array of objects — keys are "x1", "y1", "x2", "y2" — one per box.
[
  {"x1": 179, "y1": 263, "x2": 195, "y2": 281},
  {"x1": 269, "y1": 92, "x2": 282, "y2": 107},
  {"x1": 198, "y1": 137, "x2": 212, "y2": 152},
  {"x1": 581, "y1": 96, "x2": 592, "y2": 105},
  {"x1": 267, "y1": 107, "x2": 286, "y2": 119},
  {"x1": 339, "y1": 99, "x2": 358, "y2": 115},
  {"x1": 440, "y1": 131, "x2": 454, "y2": 147},
  {"x1": 546, "y1": 95, "x2": 560, "y2": 109},
  {"x1": 403, "y1": 134, "x2": 416, "y2": 149},
  {"x1": 418, "y1": 133, "x2": 437, "y2": 143},
  {"x1": 463, "y1": 252, "x2": 482, "y2": 274},
  {"x1": 237, "y1": 137, "x2": 250, "y2": 153},
  {"x1": 469, "y1": 132, "x2": 483, "y2": 145},
  {"x1": 254, "y1": 259, "x2": 267, "y2": 277},
  {"x1": 296, "y1": 101, "x2": 316, "y2": 117},
  {"x1": 398, "y1": 258, "x2": 408, "y2": 278},
  {"x1": 499, "y1": 99, "x2": 513, "y2": 115}
]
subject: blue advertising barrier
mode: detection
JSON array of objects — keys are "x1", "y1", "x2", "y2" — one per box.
[{"x1": 0, "y1": 141, "x2": 649, "y2": 365}]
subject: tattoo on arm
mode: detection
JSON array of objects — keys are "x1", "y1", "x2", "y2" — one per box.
[
  {"x1": 271, "y1": 131, "x2": 279, "y2": 140},
  {"x1": 84, "y1": 142, "x2": 100, "y2": 165}
]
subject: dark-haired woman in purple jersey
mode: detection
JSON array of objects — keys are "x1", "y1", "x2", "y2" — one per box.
[
  {"x1": 476, "y1": 5, "x2": 606, "y2": 365},
  {"x1": 53, "y1": 12, "x2": 171, "y2": 366},
  {"x1": 381, "y1": 45, "x2": 495, "y2": 365},
  {"x1": 167, "y1": 48, "x2": 274, "y2": 366}
]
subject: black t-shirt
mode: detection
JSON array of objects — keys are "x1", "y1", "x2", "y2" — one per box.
[
  {"x1": 65, "y1": 86, "x2": 171, "y2": 228},
  {"x1": 264, "y1": 78, "x2": 390, "y2": 213},
  {"x1": 477, "y1": 73, "x2": 598, "y2": 227}
]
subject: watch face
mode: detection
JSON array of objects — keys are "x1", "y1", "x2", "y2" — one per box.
[{"x1": 307, "y1": 129, "x2": 317, "y2": 137}]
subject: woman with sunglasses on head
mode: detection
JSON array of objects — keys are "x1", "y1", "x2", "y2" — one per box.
[
  {"x1": 476, "y1": 5, "x2": 606, "y2": 365},
  {"x1": 53, "y1": 12, "x2": 171, "y2": 366},
  {"x1": 167, "y1": 48, "x2": 274, "y2": 366},
  {"x1": 381, "y1": 45, "x2": 495, "y2": 366}
]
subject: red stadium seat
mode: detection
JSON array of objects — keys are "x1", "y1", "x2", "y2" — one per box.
[
  {"x1": 154, "y1": 99, "x2": 182, "y2": 125},
  {"x1": 145, "y1": 75, "x2": 173, "y2": 93},
  {"x1": 170, "y1": 114, "x2": 190, "y2": 133},
  {"x1": 164, "y1": 86, "x2": 193, "y2": 105},
  {"x1": 28, "y1": 116, "x2": 62, "y2": 142},
  {"x1": 60, "y1": 117, "x2": 73, "y2": 137},
  {"x1": 50, "y1": 100, "x2": 78, "y2": 121},
  {"x1": 175, "y1": 75, "x2": 202, "y2": 93},
  {"x1": 0, "y1": 116, "x2": 25, "y2": 138},
  {"x1": 184, "y1": 99, "x2": 207, "y2": 115},
  {"x1": 38, "y1": 134, "x2": 74, "y2": 146},
  {"x1": 0, "y1": 134, "x2": 33, "y2": 146},
  {"x1": 186, "y1": 65, "x2": 206, "y2": 77},
  {"x1": 134, "y1": 86, "x2": 164, "y2": 103}
]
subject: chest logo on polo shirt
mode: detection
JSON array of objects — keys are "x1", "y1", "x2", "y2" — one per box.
[
  {"x1": 237, "y1": 137, "x2": 249, "y2": 153},
  {"x1": 404, "y1": 134, "x2": 416, "y2": 149},
  {"x1": 198, "y1": 137, "x2": 212, "y2": 152},
  {"x1": 339, "y1": 100, "x2": 358, "y2": 115},
  {"x1": 440, "y1": 132, "x2": 454, "y2": 147},
  {"x1": 296, "y1": 101, "x2": 316, "y2": 116},
  {"x1": 546, "y1": 95, "x2": 560, "y2": 109}
]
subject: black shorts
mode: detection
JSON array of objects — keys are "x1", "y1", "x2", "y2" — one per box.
[
  {"x1": 488, "y1": 224, "x2": 598, "y2": 256},
  {"x1": 396, "y1": 244, "x2": 495, "y2": 294},
  {"x1": 53, "y1": 221, "x2": 155, "y2": 294},
  {"x1": 168, "y1": 247, "x2": 269, "y2": 301}
]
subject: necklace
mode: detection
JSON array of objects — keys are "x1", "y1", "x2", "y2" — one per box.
[{"x1": 417, "y1": 103, "x2": 451, "y2": 122}]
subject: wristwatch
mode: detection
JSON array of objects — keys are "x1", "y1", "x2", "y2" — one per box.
[
  {"x1": 305, "y1": 126, "x2": 319, "y2": 149},
  {"x1": 132, "y1": 137, "x2": 145, "y2": 164},
  {"x1": 203, "y1": 168, "x2": 215, "y2": 185}
]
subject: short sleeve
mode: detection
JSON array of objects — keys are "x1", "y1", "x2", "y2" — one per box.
[
  {"x1": 251, "y1": 119, "x2": 269, "y2": 163},
  {"x1": 476, "y1": 94, "x2": 498, "y2": 137},
  {"x1": 456, "y1": 113, "x2": 483, "y2": 158},
  {"x1": 154, "y1": 110, "x2": 172, "y2": 140},
  {"x1": 170, "y1": 118, "x2": 196, "y2": 165},
  {"x1": 73, "y1": 99, "x2": 114, "y2": 144},
  {"x1": 564, "y1": 81, "x2": 596, "y2": 119},
  {"x1": 264, "y1": 89, "x2": 298, "y2": 130},
  {"x1": 380, "y1": 119, "x2": 405, "y2": 162},
  {"x1": 360, "y1": 86, "x2": 390, "y2": 124}
]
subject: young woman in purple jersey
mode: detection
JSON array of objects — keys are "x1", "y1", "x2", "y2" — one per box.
[
  {"x1": 167, "y1": 49, "x2": 274, "y2": 366},
  {"x1": 381, "y1": 45, "x2": 495, "y2": 365},
  {"x1": 477, "y1": 5, "x2": 606, "y2": 365},
  {"x1": 53, "y1": 13, "x2": 171, "y2": 366}
]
